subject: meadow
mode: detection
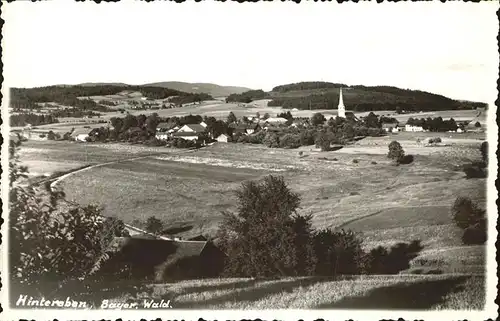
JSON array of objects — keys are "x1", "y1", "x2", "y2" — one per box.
[
  {"x1": 96, "y1": 274, "x2": 485, "y2": 310},
  {"x1": 19, "y1": 129, "x2": 488, "y2": 278}
]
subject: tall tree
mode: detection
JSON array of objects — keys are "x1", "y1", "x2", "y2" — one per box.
[
  {"x1": 227, "y1": 112, "x2": 237, "y2": 124},
  {"x1": 217, "y1": 175, "x2": 315, "y2": 277},
  {"x1": 387, "y1": 141, "x2": 405, "y2": 163}
]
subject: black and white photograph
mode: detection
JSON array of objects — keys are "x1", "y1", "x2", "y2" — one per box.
[{"x1": 0, "y1": 1, "x2": 498, "y2": 320}]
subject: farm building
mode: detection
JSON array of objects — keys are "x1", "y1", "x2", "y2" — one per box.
[
  {"x1": 70, "y1": 128, "x2": 91, "y2": 142},
  {"x1": 265, "y1": 117, "x2": 288, "y2": 125},
  {"x1": 97, "y1": 236, "x2": 226, "y2": 281},
  {"x1": 178, "y1": 123, "x2": 207, "y2": 134},
  {"x1": 381, "y1": 122, "x2": 399, "y2": 132},
  {"x1": 216, "y1": 133, "x2": 229, "y2": 143},
  {"x1": 171, "y1": 132, "x2": 202, "y2": 141},
  {"x1": 405, "y1": 124, "x2": 425, "y2": 132},
  {"x1": 230, "y1": 123, "x2": 261, "y2": 135},
  {"x1": 156, "y1": 122, "x2": 179, "y2": 140}
]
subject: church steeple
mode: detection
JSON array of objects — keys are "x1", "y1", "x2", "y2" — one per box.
[{"x1": 338, "y1": 87, "x2": 346, "y2": 118}]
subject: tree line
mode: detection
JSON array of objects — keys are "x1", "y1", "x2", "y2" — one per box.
[
  {"x1": 406, "y1": 117, "x2": 462, "y2": 132},
  {"x1": 9, "y1": 85, "x2": 213, "y2": 111},
  {"x1": 225, "y1": 90, "x2": 268, "y2": 103},
  {"x1": 10, "y1": 113, "x2": 59, "y2": 127}
]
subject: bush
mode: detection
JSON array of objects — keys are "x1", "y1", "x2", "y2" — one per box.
[
  {"x1": 398, "y1": 154, "x2": 414, "y2": 165},
  {"x1": 480, "y1": 141, "x2": 488, "y2": 163},
  {"x1": 352, "y1": 159, "x2": 359, "y2": 164},
  {"x1": 463, "y1": 164, "x2": 487, "y2": 178},
  {"x1": 312, "y1": 229, "x2": 365, "y2": 276},
  {"x1": 462, "y1": 219, "x2": 487, "y2": 245},
  {"x1": 371, "y1": 161, "x2": 377, "y2": 165},
  {"x1": 145, "y1": 216, "x2": 164, "y2": 234},
  {"x1": 451, "y1": 196, "x2": 485, "y2": 229},
  {"x1": 263, "y1": 133, "x2": 280, "y2": 148},
  {"x1": 364, "y1": 240, "x2": 423, "y2": 274},
  {"x1": 387, "y1": 141, "x2": 405, "y2": 162},
  {"x1": 279, "y1": 134, "x2": 301, "y2": 149},
  {"x1": 428, "y1": 137, "x2": 442, "y2": 144}
]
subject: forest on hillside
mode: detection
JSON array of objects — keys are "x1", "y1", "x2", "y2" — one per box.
[
  {"x1": 9, "y1": 85, "x2": 213, "y2": 110},
  {"x1": 267, "y1": 82, "x2": 487, "y2": 112},
  {"x1": 225, "y1": 90, "x2": 269, "y2": 103}
]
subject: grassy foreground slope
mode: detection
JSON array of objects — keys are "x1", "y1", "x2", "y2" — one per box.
[{"x1": 103, "y1": 274, "x2": 484, "y2": 310}]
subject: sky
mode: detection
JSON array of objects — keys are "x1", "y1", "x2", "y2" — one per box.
[{"x1": 2, "y1": 1, "x2": 499, "y2": 103}]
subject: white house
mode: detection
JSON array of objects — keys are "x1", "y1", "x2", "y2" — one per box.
[
  {"x1": 171, "y1": 123, "x2": 207, "y2": 141},
  {"x1": 171, "y1": 132, "x2": 200, "y2": 141},
  {"x1": 155, "y1": 122, "x2": 179, "y2": 140},
  {"x1": 382, "y1": 123, "x2": 399, "y2": 132},
  {"x1": 216, "y1": 134, "x2": 229, "y2": 143},
  {"x1": 265, "y1": 117, "x2": 288, "y2": 125},
  {"x1": 199, "y1": 121, "x2": 207, "y2": 128},
  {"x1": 405, "y1": 124, "x2": 424, "y2": 132},
  {"x1": 177, "y1": 123, "x2": 207, "y2": 134},
  {"x1": 75, "y1": 134, "x2": 89, "y2": 142}
]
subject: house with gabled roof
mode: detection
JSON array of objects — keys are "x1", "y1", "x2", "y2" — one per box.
[
  {"x1": 97, "y1": 236, "x2": 226, "y2": 281},
  {"x1": 156, "y1": 122, "x2": 179, "y2": 140},
  {"x1": 229, "y1": 123, "x2": 261, "y2": 135}
]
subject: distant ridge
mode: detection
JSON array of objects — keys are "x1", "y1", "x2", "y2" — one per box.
[
  {"x1": 78, "y1": 82, "x2": 129, "y2": 87},
  {"x1": 76, "y1": 81, "x2": 252, "y2": 97},
  {"x1": 142, "y1": 81, "x2": 252, "y2": 98}
]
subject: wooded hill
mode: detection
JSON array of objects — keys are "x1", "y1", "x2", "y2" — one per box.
[
  {"x1": 9, "y1": 85, "x2": 213, "y2": 111},
  {"x1": 228, "y1": 82, "x2": 487, "y2": 112}
]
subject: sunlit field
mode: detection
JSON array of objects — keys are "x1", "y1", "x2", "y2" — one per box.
[{"x1": 96, "y1": 274, "x2": 485, "y2": 310}]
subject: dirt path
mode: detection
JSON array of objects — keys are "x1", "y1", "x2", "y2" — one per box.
[{"x1": 49, "y1": 147, "x2": 204, "y2": 191}]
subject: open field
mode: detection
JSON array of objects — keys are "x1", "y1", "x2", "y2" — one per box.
[
  {"x1": 99, "y1": 274, "x2": 485, "y2": 309},
  {"x1": 18, "y1": 131, "x2": 488, "y2": 275}
]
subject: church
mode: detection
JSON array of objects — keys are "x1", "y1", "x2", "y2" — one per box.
[
  {"x1": 337, "y1": 87, "x2": 358, "y2": 122},
  {"x1": 338, "y1": 87, "x2": 346, "y2": 118}
]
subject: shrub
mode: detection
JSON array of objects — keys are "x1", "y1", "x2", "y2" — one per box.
[
  {"x1": 263, "y1": 133, "x2": 280, "y2": 148},
  {"x1": 279, "y1": 134, "x2": 301, "y2": 149},
  {"x1": 364, "y1": 240, "x2": 423, "y2": 274},
  {"x1": 371, "y1": 161, "x2": 377, "y2": 165},
  {"x1": 145, "y1": 216, "x2": 164, "y2": 234},
  {"x1": 462, "y1": 219, "x2": 487, "y2": 245},
  {"x1": 480, "y1": 141, "x2": 488, "y2": 163},
  {"x1": 463, "y1": 164, "x2": 487, "y2": 178},
  {"x1": 428, "y1": 137, "x2": 442, "y2": 144},
  {"x1": 451, "y1": 196, "x2": 485, "y2": 229},
  {"x1": 398, "y1": 154, "x2": 414, "y2": 165},
  {"x1": 352, "y1": 159, "x2": 359, "y2": 164},
  {"x1": 474, "y1": 121, "x2": 481, "y2": 128},
  {"x1": 312, "y1": 229, "x2": 365, "y2": 276}
]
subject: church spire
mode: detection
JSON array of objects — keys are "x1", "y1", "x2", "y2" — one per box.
[{"x1": 338, "y1": 87, "x2": 346, "y2": 118}]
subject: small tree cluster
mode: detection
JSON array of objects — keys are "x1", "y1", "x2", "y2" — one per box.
[
  {"x1": 451, "y1": 197, "x2": 486, "y2": 245},
  {"x1": 218, "y1": 175, "x2": 424, "y2": 278},
  {"x1": 387, "y1": 141, "x2": 405, "y2": 163},
  {"x1": 145, "y1": 216, "x2": 164, "y2": 235}
]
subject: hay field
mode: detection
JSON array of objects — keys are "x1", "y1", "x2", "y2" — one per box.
[
  {"x1": 19, "y1": 133, "x2": 488, "y2": 273},
  {"x1": 100, "y1": 274, "x2": 485, "y2": 310}
]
